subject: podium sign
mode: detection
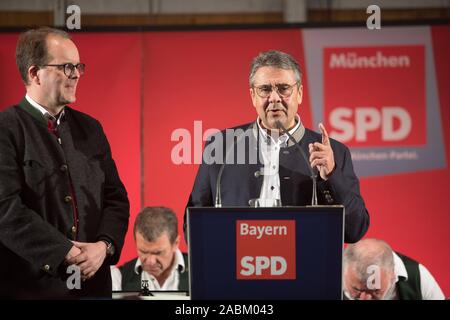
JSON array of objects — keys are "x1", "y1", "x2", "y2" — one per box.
[{"x1": 187, "y1": 206, "x2": 344, "y2": 300}]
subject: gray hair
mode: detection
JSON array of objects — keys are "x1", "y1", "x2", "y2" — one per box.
[
  {"x1": 343, "y1": 238, "x2": 395, "y2": 282},
  {"x1": 134, "y1": 207, "x2": 178, "y2": 244},
  {"x1": 249, "y1": 50, "x2": 302, "y2": 87}
]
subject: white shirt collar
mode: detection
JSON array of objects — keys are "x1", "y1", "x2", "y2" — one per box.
[
  {"x1": 25, "y1": 94, "x2": 65, "y2": 124},
  {"x1": 257, "y1": 114, "x2": 301, "y2": 145},
  {"x1": 393, "y1": 251, "x2": 408, "y2": 282},
  {"x1": 134, "y1": 249, "x2": 185, "y2": 275}
]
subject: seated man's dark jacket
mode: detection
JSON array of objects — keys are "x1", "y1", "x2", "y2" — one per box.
[
  {"x1": 186, "y1": 121, "x2": 369, "y2": 243},
  {"x1": 0, "y1": 98, "x2": 130, "y2": 299},
  {"x1": 119, "y1": 253, "x2": 189, "y2": 292}
]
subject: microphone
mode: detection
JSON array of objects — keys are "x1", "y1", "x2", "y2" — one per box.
[
  {"x1": 275, "y1": 120, "x2": 318, "y2": 206},
  {"x1": 215, "y1": 163, "x2": 226, "y2": 208},
  {"x1": 215, "y1": 129, "x2": 249, "y2": 208}
]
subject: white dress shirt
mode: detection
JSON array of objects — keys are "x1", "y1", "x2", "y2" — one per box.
[
  {"x1": 111, "y1": 249, "x2": 186, "y2": 291},
  {"x1": 256, "y1": 115, "x2": 301, "y2": 207}
]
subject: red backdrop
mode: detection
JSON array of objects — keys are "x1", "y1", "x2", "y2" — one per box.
[{"x1": 0, "y1": 26, "x2": 448, "y2": 296}]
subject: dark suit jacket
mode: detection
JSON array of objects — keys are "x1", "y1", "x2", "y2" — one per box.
[
  {"x1": 186, "y1": 121, "x2": 369, "y2": 243},
  {"x1": 0, "y1": 98, "x2": 130, "y2": 299}
]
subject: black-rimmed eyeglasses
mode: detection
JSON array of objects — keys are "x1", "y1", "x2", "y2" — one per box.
[{"x1": 40, "y1": 63, "x2": 85, "y2": 77}]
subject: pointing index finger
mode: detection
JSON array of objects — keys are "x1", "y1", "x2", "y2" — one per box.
[{"x1": 319, "y1": 123, "x2": 330, "y2": 145}]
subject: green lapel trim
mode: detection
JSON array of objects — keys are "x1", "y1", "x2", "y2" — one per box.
[{"x1": 18, "y1": 97, "x2": 48, "y2": 127}]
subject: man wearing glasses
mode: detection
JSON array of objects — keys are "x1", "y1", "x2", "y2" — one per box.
[
  {"x1": 186, "y1": 50, "x2": 369, "y2": 243},
  {"x1": 0, "y1": 27, "x2": 129, "y2": 298}
]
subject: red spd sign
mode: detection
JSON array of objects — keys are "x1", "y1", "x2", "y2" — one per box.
[
  {"x1": 324, "y1": 45, "x2": 425, "y2": 147},
  {"x1": 236, "y1": 220, "x2": 296, "y2": 280}
]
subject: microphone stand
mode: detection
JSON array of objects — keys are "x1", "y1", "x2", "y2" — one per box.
[{"x1": 275, "y1": 120, "x2": 318, "y2": 206}]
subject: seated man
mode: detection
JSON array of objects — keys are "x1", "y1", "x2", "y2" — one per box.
[
  {"x1": 111, "y1": 207, "x2": 188, "y2": 291},
  {"x1": 343, "y1": 238, "x2": 444, "y2": 300}
]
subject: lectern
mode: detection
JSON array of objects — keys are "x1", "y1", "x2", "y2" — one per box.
[{"x1": 186, "y1": 206, "x2": 344, "y2": 300}]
